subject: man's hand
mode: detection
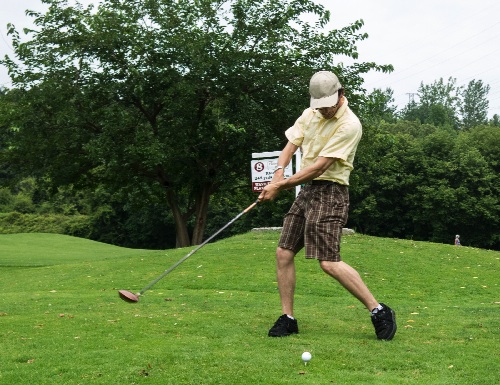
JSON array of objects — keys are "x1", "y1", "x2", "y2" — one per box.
[
  {"x1": 258, "y1": 182, "x2": 281, "y2": 202},
  {"x1": 258, "y1": 166, "x2": 286, "y2": 202}
]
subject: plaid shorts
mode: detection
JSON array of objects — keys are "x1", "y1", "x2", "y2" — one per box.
[{"x1": 278, "y1": 183, "x2": 350, "y2": 262}]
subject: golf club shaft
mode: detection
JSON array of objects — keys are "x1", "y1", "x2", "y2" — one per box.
[{"x1": 138, "y1": 200, "x2": 259, "y2": 295}]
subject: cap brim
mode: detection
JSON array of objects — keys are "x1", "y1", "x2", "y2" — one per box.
[{"x1": 310, "y1": 93, "x2": 339, "y2": 109}]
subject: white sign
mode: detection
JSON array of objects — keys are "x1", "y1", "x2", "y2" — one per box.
[{"x1": 251, "y1": 156, "x2": 293, "y2": 192}]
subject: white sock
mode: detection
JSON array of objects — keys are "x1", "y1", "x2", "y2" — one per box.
[
  {"x1": 286, "y1": 314, "x2": 295, "y2": 320},
  {"x1": 371, "y1": 304, "x2": 383, "y2": 315}
]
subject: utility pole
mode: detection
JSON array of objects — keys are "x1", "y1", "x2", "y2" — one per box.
[
  {"x1": 406, "y1": 93, "x2": 416, "y2": 103},
  {"x1": 406, "y1": 92, "x2": 416, "y2": 103}
]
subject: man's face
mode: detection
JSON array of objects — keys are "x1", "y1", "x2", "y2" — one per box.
[
  {"x1": 316, "y1": 91, "x2": 343, "y2": 119},
  {"x1": 317, "y1": 105, "x2": 338, "y2": 119}
]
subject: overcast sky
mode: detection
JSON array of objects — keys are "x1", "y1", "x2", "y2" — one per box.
[{"x1": 1, "y1": 0, "x2": 499, "y2": 117}]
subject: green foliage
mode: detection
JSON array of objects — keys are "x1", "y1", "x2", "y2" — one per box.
[
  {"x1": 0, "y1": 183, "x2": 38, "y2": 214},
  {"x1": 0, "y1": 178, "x2": 168, "y2": 247},
  {"x1": 0, "y1": 187, "x2": 14, "y2": 210},
  {"x1": 350, "y1": 121, "x2": 500, "y2": 249},
  {"x1": 399, "y1": 77, "x2": 491, "y2": 130},
  {"x1": 0, "y1": 211, "x2": 92, "y2": 237},
  {"x1": 400, "y1": 101, "x2": 458, "y2": 129},
  {"x1": 460, "y1": 80, "x2": 490, "y2": 129},
  {"x1": 358, "y1": 88, "x2": 397, "y2": 125},
  {"x1": 1, "y1": 2, "x2": 498, "y2": 251},
  {"x1": 0, "y1": 0, "x2": 391, "y2": 247},
  {"x1": 465, "y1": 124, "x2": 500, "y2": 172},
  {"x1": 489, "y1": 114, "x2": 500, "y2": 127}
]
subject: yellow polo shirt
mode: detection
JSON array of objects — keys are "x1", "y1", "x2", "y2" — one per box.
[{"x1": 285, "y1": 98, "x2": 362, "y2": 185}]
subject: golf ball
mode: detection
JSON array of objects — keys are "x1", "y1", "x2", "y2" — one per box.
[{"x1": 301, "y1": 352, "x2": 312, "y2": 362}]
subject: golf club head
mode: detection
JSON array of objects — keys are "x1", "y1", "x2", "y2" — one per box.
[{"x1": 118, "y1": 290, "x2": 139, "y2": 303}]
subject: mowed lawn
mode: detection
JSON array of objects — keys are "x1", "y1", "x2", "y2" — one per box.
[{"x1": 0, "y1": 232, "x2": 498, "y2": 385}]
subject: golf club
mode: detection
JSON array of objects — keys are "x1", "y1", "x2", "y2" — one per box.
[{"x1": 118, "y1": 199, "x2": 259, "y2": 302}]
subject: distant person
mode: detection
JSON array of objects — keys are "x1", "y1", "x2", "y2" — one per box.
[
  {"x1": 258, "y1": 70, "x2": 397, "y2": 340},
  {"x1": 455, "y1": 235, "x2": 461, "y2": 246}
]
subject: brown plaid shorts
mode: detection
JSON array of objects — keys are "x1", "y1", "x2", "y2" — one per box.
[{"x1": 278, "y1": 183, "x2": 349, "y2": 262}]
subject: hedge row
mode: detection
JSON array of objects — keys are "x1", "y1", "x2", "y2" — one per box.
[{"x1": 0, "y1": 212, "x2": 93, "y2": 238}]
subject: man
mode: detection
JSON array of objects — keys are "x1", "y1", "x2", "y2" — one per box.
[{"x1": 258, "y1": 70, "x2": 397, "y2": 340}]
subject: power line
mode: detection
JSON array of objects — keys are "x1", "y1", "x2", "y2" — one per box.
[
  {"x1": 365, "y1": 29, "x2": 500, "y2": 91},
  {"x1": 376, "y1": 23, "x2": 500, "y2": 86}
]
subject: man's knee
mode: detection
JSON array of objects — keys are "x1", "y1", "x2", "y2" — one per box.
[
  {"x1": 276, "y1": 247, "x2": 295, "y2": 264},
  {"x1": 319, "y1": 260, "x2": 341, "y2": 277}
]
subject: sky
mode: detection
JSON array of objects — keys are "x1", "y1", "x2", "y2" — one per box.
[{"x1": 1, "y1": 0, "x2": 500, "y2": 117}]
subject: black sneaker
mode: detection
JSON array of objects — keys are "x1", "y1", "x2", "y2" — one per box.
[
  {"x1": 371, "y1": 303, "x2": 397, "y2": 340},
  {"x1": 268, "y1": 314, "x2": 299, "y2": 337}
]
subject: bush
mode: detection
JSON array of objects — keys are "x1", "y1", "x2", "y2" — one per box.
[
  {"x1": 11, "y1": 194, "x2": 36, "y2": 214},
  {"x1": 0, "y1": 212, "x2": 93, "y2": 237},
  {"x1": 0, "y1": 188, "x2": 14, "y2": 211}
]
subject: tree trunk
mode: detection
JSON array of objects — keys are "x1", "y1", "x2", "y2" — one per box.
[
  {"x1": 165, "y1": 189, "x2": 190, "y2": 248},
  {"x1": 191, "y1": 183, "x2": 212, "y2": 245}
]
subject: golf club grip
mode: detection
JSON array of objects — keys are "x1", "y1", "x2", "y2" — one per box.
[
  {"x1": 244, "y1": 200, "x2": 259, "y2": 213},
  {"x1": 139, "y1": 200, "x2": 259, "y2": 295}
]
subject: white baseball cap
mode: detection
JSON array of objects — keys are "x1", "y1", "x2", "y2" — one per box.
[{"x1": 309, "y1": 71, "x2": 342, "y2": 109}]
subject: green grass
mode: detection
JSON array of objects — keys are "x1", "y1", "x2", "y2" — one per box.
[{"x1": 0, "y1": 232, "x2": 498, "y2": 384}]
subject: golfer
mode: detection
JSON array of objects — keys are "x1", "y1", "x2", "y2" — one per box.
[{"x1": 258, "y1": 70, "x2": 397, "y2": 340}]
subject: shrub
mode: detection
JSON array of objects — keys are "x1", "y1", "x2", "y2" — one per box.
[{"x1": 0, "y1": 212, "x2": 92, "y2": 237}]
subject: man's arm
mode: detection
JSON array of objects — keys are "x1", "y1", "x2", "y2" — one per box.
[
  {"x1": 258, "y1": 146, "x2": 336, "y2": 202},
  {"x1": 269, "y1": 141, "x2": 298, "y2": 183}
]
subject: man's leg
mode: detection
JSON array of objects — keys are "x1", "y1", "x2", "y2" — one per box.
[
  {"x1": 268, "y1": 247, "x2": 299, "y2": 337},
  {"x1": 319, "y1": 260, "x2": 397, "y2": 340},
  {"x1": 319, "y1": 260, "x2": 378, "y2": 311},
  {"x1": 268, "y1": 191, "x2": 306, "y2": 337},
  {"x1": 276, "y1": 247, "x2": 296, "y2": 316}
]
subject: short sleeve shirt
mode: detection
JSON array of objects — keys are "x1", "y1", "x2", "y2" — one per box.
[{"x1": 284, "y1": 98, "x2": 362, "y2": 185}]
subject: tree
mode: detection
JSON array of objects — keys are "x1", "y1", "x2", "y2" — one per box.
[
  {"x1": 400, "y1": 77, "x2": 461, "y2": 129},
  {"x1": 1, "y1": 0, "x2": 392, "y2": 247},
  {"x1": 0, "y1": 88, "x2": 19, "y2": 184},
  {"x1": 460, "y1": 80, "x2": 490, "y2": 129},
  {"x1": 399, "y1": 77, "x2": 493, "y2": 131},
  {"x1": 358, "y1": 88, "x2": 397, "y2": 124},
  {"x1": 490, "y1": 114, "x2": 500, "y2": 127},
  {"x1": 350, "y1": 119, "x2": 499, "y2": 249}
]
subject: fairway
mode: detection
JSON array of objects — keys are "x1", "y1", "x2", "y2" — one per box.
[
  {"x1": 0, "y1": 233, "x2": 155, "y2": 266},
  {"x1": 0, "y1": 232, "x2": 498, "y2": 384}
]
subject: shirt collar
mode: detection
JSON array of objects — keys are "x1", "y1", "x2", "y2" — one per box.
[{"x1": 334, "y1": 97, "x2": 348, "y2": 119}]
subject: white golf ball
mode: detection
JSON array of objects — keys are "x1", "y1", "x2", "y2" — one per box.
[{"x1": 301, "y1": 352, "x2": 312, "y2": 362}]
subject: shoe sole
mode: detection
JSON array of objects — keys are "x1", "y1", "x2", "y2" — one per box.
[{"x1": 268, "y1": 331, "x2": 298, "y2": 337}]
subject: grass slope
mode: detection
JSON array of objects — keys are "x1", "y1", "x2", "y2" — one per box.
[
  {"x1": 0, "y1": 232, "x2": 498, "y2": 385},
  {"x1": 0, "y1": 233, "x2": 153, "y2": 266}
]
